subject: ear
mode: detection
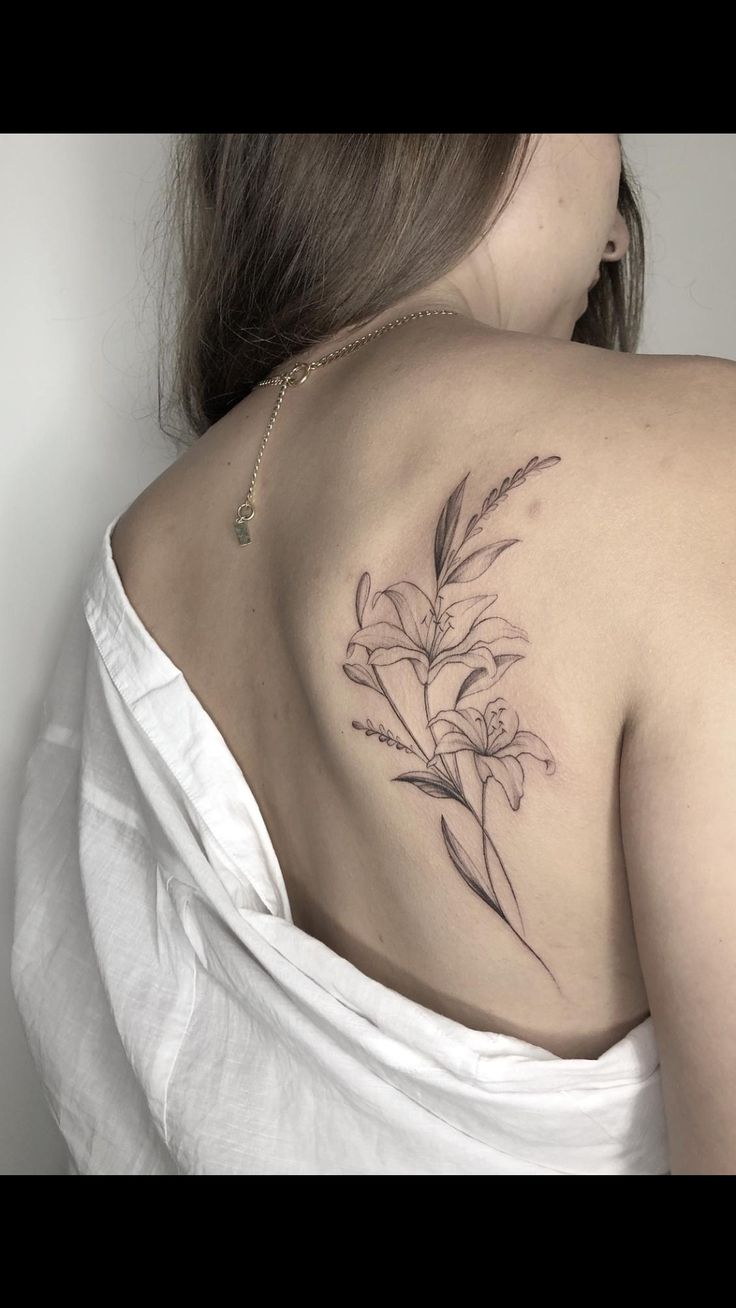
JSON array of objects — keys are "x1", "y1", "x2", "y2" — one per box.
[{"x1": 602, "y1": 208, "x2": 630, "y2": 262}]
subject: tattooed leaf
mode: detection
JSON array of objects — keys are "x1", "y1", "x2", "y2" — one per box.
[
  {"x1": 454, "y1": 666, "x2": 487, "y2": 703},
  {"x1": 343, "y1": 662, "x2": 377, "y2": 689},
  {"x1": 444, "y1": 539, "x2": 519, "y2": 585},
  {"x1": 493, "y1": 653, "x2": 525, "y2": 677},
  {"x1": 440, "y1": 816, "x2": 504, "y2": 918},
  {"x1": 355, "y1": 572, "x2": 371, "y2": 626},
  {"x1": 434, "y1": 473, "x2": 469, "y2": 581},
  {"x1": 394, "y1": 771, "x2": 459, "y2": 800},
  {"x1": 535, "y1": 455, "x2": 561, "y2": 471}
]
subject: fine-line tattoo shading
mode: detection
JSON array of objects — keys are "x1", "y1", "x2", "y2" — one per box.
[{"x1": 343, "y1": 454, "x2": 563, "y2": 988}]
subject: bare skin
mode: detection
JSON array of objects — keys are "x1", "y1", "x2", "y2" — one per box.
[{"x1": 110, "y1": 313, "x2": 736, "y2": 1137}]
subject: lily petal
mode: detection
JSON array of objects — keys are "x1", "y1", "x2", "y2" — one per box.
[
  {"x1": 453, "y1": 655, "x2": 524, "y2": 704},
  {"x1": 429, "y1": 616, "x2": 528, "y2": 671},
  {"x1": 368, "y1": 646, "x2": 430, "y2": 678},
  {"x1": 347, "y1": 620, "x2": 419, "y2": 655},
  {"x1": 433, "y1": 594, "x2": 498, "y2": 655},
  {"x1": 429, "y1": 706, "x2": 487, "y2": 752},
  {"x1": 428, "y1": 643, "x2": 522, "y2": 688},
  {"x1": 428, "y1": 735, "x2": 478, "y2": 761},
  {"x1": 464, "y1": 615, "x2": 529, "y2": 648},
  {"x1": 497, "y1": 730, "x2": 556, "y2": 774},
  {"x1": 378, "y1": 581, "x2": 435, "y2": 651},
  {"x1": 477, "y1": 754, "x2": 525, "y2": 810}
]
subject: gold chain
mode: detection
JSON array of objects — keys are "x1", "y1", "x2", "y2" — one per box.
[{"x1": 233, "y1": 307, "x2": 459, "y2": 544}]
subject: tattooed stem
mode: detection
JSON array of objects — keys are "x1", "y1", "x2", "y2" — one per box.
[
  {"x1": 423, "y1": 680, "x2": 457, "y2": 789},
  {"x1": 442, "y1": 783, "x2": 554, "y2": 982},
  {"x1": 499, "y1": 906, "x2": 560, "y2": 987},
  {"x1": 459, "y1": 811, "x2": 559, "y2": 988},
  {"x1": 481, "y1": 779, "x2": 525, "y2": 935},
  {"x1": 424, "y1": 588, "x2": 467, "y2": 793},
  {"x1": 372, "y1": 668, "x2": 434, "y2": 766}
]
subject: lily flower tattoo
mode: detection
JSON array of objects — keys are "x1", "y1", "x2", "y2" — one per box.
[{"x1": 343, "y1": 454, "x2": 562, "y2": 987}]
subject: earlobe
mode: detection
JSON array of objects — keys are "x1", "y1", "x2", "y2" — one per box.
[{"x1": 601, "y1": 209, "x2": 630, "y2": 262}]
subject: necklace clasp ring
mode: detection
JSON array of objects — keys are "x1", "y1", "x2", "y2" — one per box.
[{"x1": 286, "y1": 362, "x2": 311, "y2": 386}]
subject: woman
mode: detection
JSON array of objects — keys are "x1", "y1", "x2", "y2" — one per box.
[{"x1": 12, "y1": 134, "x2": 736, "y2": 1174}]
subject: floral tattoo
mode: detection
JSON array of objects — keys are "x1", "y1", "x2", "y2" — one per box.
[{"x1": 343, "y1": 454, "x2": 562, "y2": 988}]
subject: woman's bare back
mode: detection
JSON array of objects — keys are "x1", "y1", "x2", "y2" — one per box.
[{"x1": 110, "y1": 316, "x2": 735, "y2": 1062}]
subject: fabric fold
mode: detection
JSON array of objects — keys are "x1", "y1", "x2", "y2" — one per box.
[{"x1": 10, "y1": 513, "x2": 669, "y2": 1175}]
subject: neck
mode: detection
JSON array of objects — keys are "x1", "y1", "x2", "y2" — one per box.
[{"x1": 310, "y1": 290, "x2": 470, "y2": 361}]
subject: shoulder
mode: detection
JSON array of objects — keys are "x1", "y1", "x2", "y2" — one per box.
[
  {"x1": 445, "y1": 320, "x2": 736, "y2": 418},
  {"x1": 406, "y1": 324, "x2": 736, "y2": 531},
  {"x1": 109, "y1": 452, "x2": 198, "y2": 631},
  {"x1": 423, "y1": 329, "x2": 736, "y2": 683},
  {"x1": 110, "y1": 432, "x2": 209, "y2": 582},
  {"x1": 422, "y1": 313, "x2": 736, "y2": 403},
  {"x1": 436, "y1": 328, "x2": 736, "y2": 509},
  {"x1": 387, "y1": 319, "x2": 731, "y2": 479}
]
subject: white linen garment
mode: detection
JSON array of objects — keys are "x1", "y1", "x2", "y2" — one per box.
[{"x1": 11, "y1": 513, "x2": 671, "y2": 1175}]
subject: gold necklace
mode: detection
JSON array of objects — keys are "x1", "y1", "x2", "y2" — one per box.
[{"x1": 233, "y1": 307, "x2": 459, "y2": 544}]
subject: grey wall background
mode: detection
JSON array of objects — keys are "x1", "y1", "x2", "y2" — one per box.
[
  {"x1": 626, "y1": 134, "x2": 736, "y2": 356},
  {"x1": 2, "y1": 133, "x2": 734, "y2": 1175}
]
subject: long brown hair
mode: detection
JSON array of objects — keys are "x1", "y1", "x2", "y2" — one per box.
[{"x1": 152, "y1": 133, "x2": 646, "y2": 450}]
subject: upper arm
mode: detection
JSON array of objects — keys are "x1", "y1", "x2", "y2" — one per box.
[{"x1": 619, "y1": 358, "x2": 736, "y2": 1174}]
